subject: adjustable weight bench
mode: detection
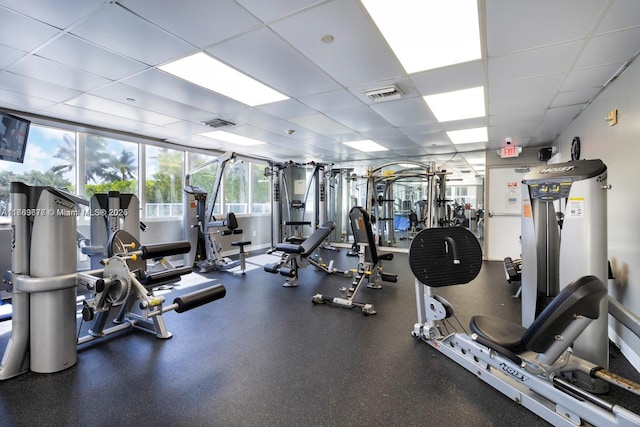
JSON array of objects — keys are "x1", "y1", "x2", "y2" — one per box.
[
  {"x1": 264, "y1": 221, "x2": 339, "y2": 287},
  {"x1": 312, "y1": 206, "x2": 397, "y2": 315}
]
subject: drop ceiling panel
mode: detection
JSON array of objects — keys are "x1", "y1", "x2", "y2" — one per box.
[
  {"x1": 550, "y1": 88, "x2": 600, "y2": 108},
  {"x1": 256, "y1": 99, "x2": 318, "y2": 120},
  {"x1": 0, "y1": 88, "x2": 55, "y2": 110},
  {"x1": 299, "y1": 89, "x2": 363, "y2": 112},
  {"x1": 595, "y1": 0, "x2": 640, "y2": 33},
  {"x1": 70, "y1": 4, "x2": 194, "y2": 66},
  {"x1": 121, "y1": 69, "x2": 246, "y2": 114},
  {"x1": 486, "y1": 0, "x2": 606, "y2": 56},
  {"x1": 64, "y1": 94, "x2": 180, "y2": 126},
  {"x1": 120, "y1": 0, "x2": 260, "y2": 48},
  {"x1": 489, "y1": 93, "x2": 554, "y2": 115},
  {"x1": 8, "y1": 55, "x2": 111, "y2": 92},
  {"x1": 236, "y1": 0, "x2": 324, "y2": 23},
  {"x1": 488, "y1": 42, "x2": 582, "y2": 84},
  {"x1": 0, "y1": 44, "x2": 26, "y2": 69},
  {"x1": 369, "y1": 98, "x2": 434, "y2": 128},
  {"x1": 90, "y1": 83, "x2": 215, "y2": 122},
  {"x1": 269, "y1": 0, "x2": 404, "y2": 86},
  {"x1": 0, "y1": 72, "x2": 80, "y2": 102},
  {"x1": 0, "y1": 0, "x2": 105, "y2": 29},
  {"x1": 45, "y1": 103, "x2": 152, "y2": 132},
  {"x1": 490, "y1": 74, "x2": 564, "y2": 100},
  {"x1": 325, "y1": 105, "x2": 392, "y2": 132},
  {"x1": 206, "y1": 27, "x2": 339, "y2": 98},
  {"x1": 574, "y1": 27, "x2": 640, "y2": 68},
  {"x1": 36, "y1": 34, "x2": 148, "y2": 80},
  {"x1": 411, "y1": 60, "x2": 485, "y2": 96},
  {"x1": 290, "y1": 114, "x2": 353, "y2": 135},
  {"x1": 561, "y1": 63, "x2": 624, "y2": 91},
  {"x1": 0, "y1": 7, "x2": 59, "y2": 52}
]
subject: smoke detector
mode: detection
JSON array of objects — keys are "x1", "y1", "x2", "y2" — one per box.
[
  {"x1": 203, "y1": 118, "x2": 236, "y2": 128},
  {"x1": 365, "y1": 85, "x2": 403, "y2": 102}
]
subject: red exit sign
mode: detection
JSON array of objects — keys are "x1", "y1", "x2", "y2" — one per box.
[{"x1": 500, "y1": 145, "x2": 521, "y2": 158}]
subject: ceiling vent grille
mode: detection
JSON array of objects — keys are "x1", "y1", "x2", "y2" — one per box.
[
  {"x1": 203, "y1": 118, "x2": 236, "y2": 128},
  {"x1": 365, "y1": 85, "x2": 403, "y2": 102}
]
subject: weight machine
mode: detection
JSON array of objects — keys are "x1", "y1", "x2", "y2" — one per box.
[
  {"x1": 411, "y1": 226, "x2": 640, "y2": 426},
  {"x1": 312, "y1": 206, "x2": 397, "y2": 315},
  {"x1": 183, "y1": 151, "x2": 251, "y2": 274},
  {"x1": 521, "y1": 159, "x2": 609, "y2": 392},
  {"x1": 0, "y1": 182, "x2": 225, "y2": 380}
]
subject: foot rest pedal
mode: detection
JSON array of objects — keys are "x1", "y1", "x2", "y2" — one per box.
[
  {"x1": 264, "y1": 263, "x2": 279, "y2": 274},
  {"x1": 279, "y1": 267, "x2": 295, "y2": 278},
  {"x1": 380, "y1": 272, "x2": 397, "y2": 283}
]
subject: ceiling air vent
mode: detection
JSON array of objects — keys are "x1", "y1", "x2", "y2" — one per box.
[
  {"x1": 203, "y1": 118, "x2": 236, "y2": 128},
  {"x1": 365, "y1": 85, "x2": 403, "y2": 102}
]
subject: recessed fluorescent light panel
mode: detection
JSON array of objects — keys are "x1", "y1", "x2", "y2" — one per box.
[
  {"x1": 344, "y1": 140, "x2": 389, "y2": 152},
  {"x1": 159, "y1": 52, "x2": 288, "y2": 106},
  {"x1": 362, "y1": 0, "x2": 481, "y2": 73},
  {"x1": 200, "y1": 131, "x2": 266, "y2": 146},
  {"x1": 447, "y1": 127, "x2": 488, "y2": 144},
  {"x1": 424, "y1": 87, "x2": 485, "y2": 122}
]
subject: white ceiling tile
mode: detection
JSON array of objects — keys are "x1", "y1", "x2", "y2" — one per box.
[
  {"x1": 299, "y1": 89, "x2": 363, "y2": 112},
  {"x1": 206, "y1": 28, "x2": 339, "y2": 98},
  {"x1": 0, "y1": 72, "x2": 80, "y2": 102},
  {"x1": 120, "y1": 0, "x2": 260, "y2": 48},
  {"x1": 596, "y1": 0, "x2": 640, "y2": 33},
  {"x1": 534, "y1": 104, "x2": 585, "y2": 141},
  {"x1": 36, "y1": 34, "x2": 148, "y2": 80},
  {"x1": 0, "y1": 7, "x2": 60, "y2": 52},
  {"x1": 325, "y1": 106, "x2": 392, "y2": 132},
  {"x1": 44, "y1": 103, "x2": 151, "y2": 132},
  {"x1": 370, "y1": 98, "x2": 435, "y2": 127},
  {"x1": 489, "y1": 42, "x2": 582, "y2": 84},
  {"x1": 222, "y1": 107, "x2": 280, "y2": 126},
  {"x1": 490, "y1": 74, "x2": 564, "y2": 100},
  {"x1": 256, "y1": 99, "x2": 318, "y2": 119},
  {"x1": 0, "y1": 44, "x2": 26, "y2": 68},
  {"x1": 0, "y1": 0, "x2": 105, "y2": 29},
  {"x1": 64, "y1": 94, "x2": 180, "y2": 126},
  {"x1": 0, "y1": 88, "x2": 55, "y2": 110},
  {"x1": 411, "y1": 61, "x2": 485, "y2": 95},
  {"x1": 550, "y1": 89, "x2": 599, "y2": 108},
  {"x1": 561, "y1": 63, "x2": 624, "y2": 91},
  {"x1": 121, "y1": 69, "x2": 246, "y2": 114},
  {"x1": 70, "y1": 4, "x2": 194, "y2": 66},
  {"x1": 90, "y1": 83, "x2": 215, "y2": 122},
  {"x1": 236, "y1": 0, "x2": 324, "y2": 23},
  {"x1": 269, "y1": 0, "x2": 404, "y2": 86},
  {"x1": 8, "y1": 55, "x2": 111, "y2": 92},
  {"x1": 290, "y1": 114, "x2": 352, "y2": 135},
  {"x1": 489, "y1": 93, "x2": 554, "y2": 115},
  {"x1": 486, "y1": 0, "x2": 607, "y2": 56},
  {"x1": 574, "y1": 27, "x2": 640, "y2": 68}
]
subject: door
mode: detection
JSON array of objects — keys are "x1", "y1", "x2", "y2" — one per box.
[{"x1": 485, "y1": 167, "x2": 528, "y2": 261}]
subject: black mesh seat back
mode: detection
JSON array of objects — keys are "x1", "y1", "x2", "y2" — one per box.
[
  {"x1": 408, "y1": 227, "x2": 482, "y2": 287},
  {"x1": 300, "y1": 221, "x2": 335, "y2": 256},
  {"x1": 522, "y1": 275, "x2": 606, "y2": 353},
  {"x1": 226, "y1": 212, "x2": 238, "y2": 230},
  {"x1": 349, "y1": 206, "x2": 378, "y2": 264}
]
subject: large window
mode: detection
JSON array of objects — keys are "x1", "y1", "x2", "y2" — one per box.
[
  {"x1": 82, "y1": 134, "x2": 138, "y2": 197},
  {"x1": 224, "y1": 161, "x2": 248, "y2": 214},
  {"x1": 251, "y1": 163, "x2": 271, "y2": 214},
  {"x1": 0, "y1": 124, "x2": 75, "y2": 220},
  {"x1": 145, "y1": 146, "x2": 184, "y2": 218},
  {"x1": 187, "y1": 152, "x2": 220, "y2": 216}
]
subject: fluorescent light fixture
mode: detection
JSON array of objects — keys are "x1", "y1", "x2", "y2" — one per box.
[
  {"x1": 159, "y1": 52, "x2": 288, "y2": 106},
  {"x1": 344, "y1": 140, "x2": 389, "y2": 152},
  {"x1": 200, "y1": 130, "x2": 266, "y2": 146},
  {"x1": 424, "y1": 87, "x2": 485, "y2": 122},
  {"x1": 447, "y1": 127, "x2": 488, "y2": 144},
  {"x1": 362, "y1": 0, "x2": 481, "y2": 73}
]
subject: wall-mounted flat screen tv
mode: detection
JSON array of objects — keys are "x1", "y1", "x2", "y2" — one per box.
[{"x1": 0, "y1": 113, "x2": 30, "y2": 164}]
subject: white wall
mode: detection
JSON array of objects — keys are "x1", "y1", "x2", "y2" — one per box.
[{"x1": 554, "y1": 57, "x2": 640, "y2": 370}]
